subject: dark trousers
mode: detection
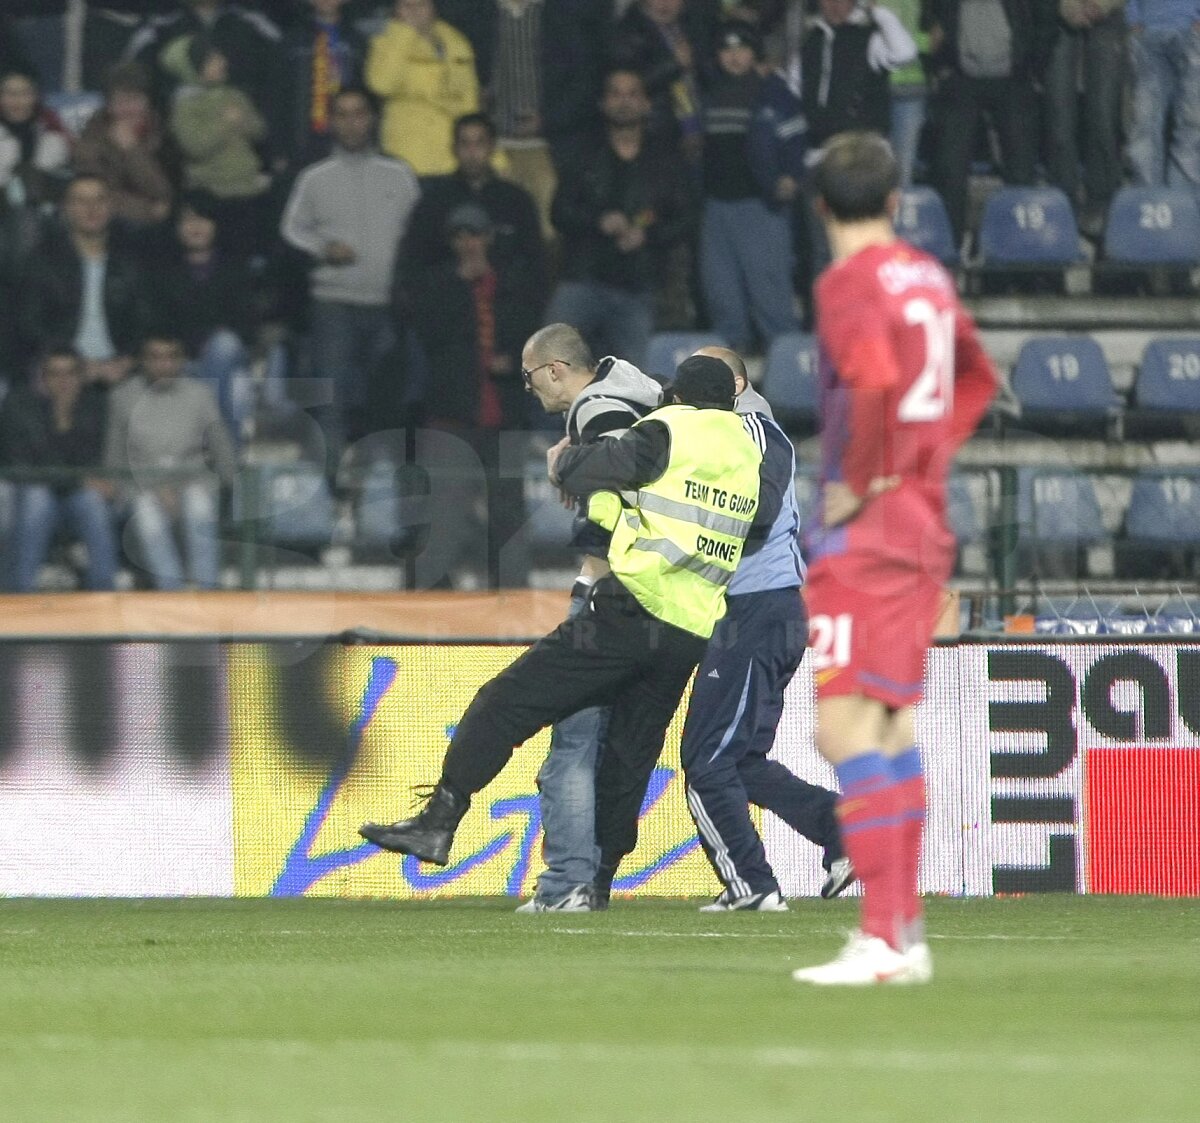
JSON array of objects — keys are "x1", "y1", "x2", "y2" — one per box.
[
  {"x1": 932, "y1": 73, "x2": 1038, "y2": 243},
  {"x1": 441, "y1": 575, "x2": 706, "y2": 877},
  {"x1": 1044, "y1": 18, "x2": 1126, "y2": 214},
  {"x1": 681, "y1": 587, "x2": 842, "y2": 897}
]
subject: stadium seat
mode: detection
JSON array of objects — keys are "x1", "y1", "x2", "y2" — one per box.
[
  {"x1": 239, "y1": 462, "x2": 335, "y2": 553},
  {"x1": 355, "y1": 459, "x2": 428, "y2": 557},
  {"x1": 1018, "y1": 469, "x2": 1107, "y2": 544},
  {"x1": 42, "y1": 91, "x2": 104, "y2": 139},
  {"x1": 978, "y1": 187, "x2": 1084, "y2": 266},
  {"x1": 1103, "y1": 187, "x2": 1200, "y2": 264},
  {"x1": 643, "y1": 332, "x2": 727, "y2": 383},
  {"x1": 759, "y1": 332, "x2": 818, "y2": 433},
  {"x1": 1016, "y1": 469, "x2": 1109, "y2": 579},
  {"x1": 1124, "y1": 471, "x2": 1200, "y2": 547},
  {"x1": 894, "y1": 186, "x2": 958, "y2": 265},
  {"x1": 1009, "y1": 335, "x2": 1120, "y2": 436},
  {"x1": 1135, "y1": 338, "x2": 1200, "y2": 410},
  {"x1": 1118, "y1": 470, "x2": 1200, "y2": 580},
  {"x1": 1128, "y1": 338, "x2": 1200, "y2": 437}
]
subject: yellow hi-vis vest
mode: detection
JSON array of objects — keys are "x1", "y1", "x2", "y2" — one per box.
[{"x1": 586, "y1": 405, "x2": 762, "y2": 639}]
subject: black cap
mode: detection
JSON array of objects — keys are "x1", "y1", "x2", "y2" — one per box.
[
  {"x1": 446, "y1": 202, "x2": 493, "y2": 235},
  {"x1": 717, "y1": 19, "x2": 762, "y2": 57},
  {"x1": 671, "y1": 355, "x2": 737, "y2": 409}
]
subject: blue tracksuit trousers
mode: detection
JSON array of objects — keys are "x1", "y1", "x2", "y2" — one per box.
[{"x1": 680, "y1": 586, "x2": 843, "y2": 897}]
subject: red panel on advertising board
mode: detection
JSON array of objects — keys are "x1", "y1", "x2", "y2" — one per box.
[{"x1": 1085, "y1": 749, "x2": 1200, "y2": 896}]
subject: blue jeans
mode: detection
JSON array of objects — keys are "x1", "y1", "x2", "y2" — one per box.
[
  {"x1": 309, "y1": 301, "x2": 395, "y2": 471},
  {"x1": 889, "y1": 89, "x2": 927, "y2": 188},
  {"x1": 700, "y1": 197, "x2": 797, "y2": 353},
  {"x1": 10, "y1": 484, "x2": 118, "y2": 592},
  {"x1": 1128, "y1": 26, "x2": 1200, "y2": 188},
  {"x1": 192, "y1": 329, "x2": 248, "y2": 440},
  {"x1": 534, "y1": 590, "x2": 610, "y2": 900},
  {"x1": 545, "y1": 281, "x2": 654, "y2": 369},
  {"x1": 126, "y1": 481, "x2": 220, "y2": 590}
]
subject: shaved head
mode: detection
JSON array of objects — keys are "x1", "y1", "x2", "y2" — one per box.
[
  {"x1": 525, "y1": 323, "x2": 594, "y2": 371},
  {"x1": 692, "y1": 345, "x2": 747, "y2": 392}
]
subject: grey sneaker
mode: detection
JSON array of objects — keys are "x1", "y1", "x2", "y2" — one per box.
[
  {"x1": 699, "y1": 888, "x2": 788, "y2": 912},
  {"x1": 820, "y1": 857, "x2": 856, "y2": 899},
  {"x1": 514, "y1": 885, "x2": 594, "y2": 913}
]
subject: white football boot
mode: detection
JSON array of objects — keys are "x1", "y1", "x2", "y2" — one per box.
[
  {"x1": 791, "y1": 930, "x2": 929, "y2": 986},
  {"x1": 699, "y1": 888, "x2": 789, "y2": 912}
]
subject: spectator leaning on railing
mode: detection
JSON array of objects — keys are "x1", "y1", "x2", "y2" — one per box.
[
  {"x1": 103, "y1": 330, "x2": 237, "y2": 591},
  {"x1": 0, "y1": 346, "x2": 119, "y2": 593}
]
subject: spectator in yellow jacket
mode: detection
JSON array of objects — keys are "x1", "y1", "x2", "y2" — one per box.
[{"x1": 365, "y1": 0, "x2": 479, "y2": 176}]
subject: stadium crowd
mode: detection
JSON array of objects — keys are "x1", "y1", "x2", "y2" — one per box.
[{"x1": 0, "y1": 0, "x2": 1196, "y2": 591}]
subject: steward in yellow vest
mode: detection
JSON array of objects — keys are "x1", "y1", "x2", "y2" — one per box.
[
  {"x1": 358, "y1": 356, "x2": 772, "y2": 893},
  {"x1": 561, "y1": 398, "x2": 762, "y2": 640}
]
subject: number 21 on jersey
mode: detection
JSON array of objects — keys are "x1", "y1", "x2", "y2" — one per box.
[
  {"x1": 810, "y1": 613, "x2": 852, "y2": 671},
  {"x1": 898, "y1": 297, "x2": 955, "y2": 422}
]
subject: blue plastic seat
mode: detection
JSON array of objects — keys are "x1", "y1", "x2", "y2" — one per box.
[
  {"x1": 1103, "y1": 187, "x2": 1200, "y2": 265},
  {"x1": 979, "y1": 187, "x2": 1084, "y2": 265},
  {"x1": 240, "y1": 463, "x2": 335, "y2": 552},
  {"x1": 1018, "y1": 470, "x2": 1108, "y2": 546},
  {"x1": 643, "y1": 332, "x2": 727, "y2": 383},
  {"x1": 1134, "y1": 338, "x2": 1200, "y2": 411},
  {"x1": 1010, "y1": 335, "x2": 1120, "y2": 433},
  {"x1": 1125, "y1": 471, "x2": 1200, "y2": 547},
  {"x1": 894, "y1": 186, "x2": 958, "y2": 265},
  {"x1": 759, "y1": 332, "x2": 818, "y2": 431},
  {"x1": 355, "y1": 460, "x2": 428, "y2": 555}
]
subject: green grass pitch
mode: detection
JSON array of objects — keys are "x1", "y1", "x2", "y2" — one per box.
[{"x1": 0, "y1": 896, "x2": 1195, "y2": 1122}]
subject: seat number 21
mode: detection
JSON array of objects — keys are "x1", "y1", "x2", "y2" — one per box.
[{"x1": 898, "y1": 298, "x2": 955, "y2": 422}]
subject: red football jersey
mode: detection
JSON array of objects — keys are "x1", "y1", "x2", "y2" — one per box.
[{"x1": 809, "y1": 239, "x2": 997, "y2": 571}]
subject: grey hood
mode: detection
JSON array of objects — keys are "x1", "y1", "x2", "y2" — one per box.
[{"x1": 565, "y1": 356, "x2": 663, "y2": 442}]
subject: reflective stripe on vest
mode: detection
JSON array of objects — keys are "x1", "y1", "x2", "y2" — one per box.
[{"x1": 603, "y1": 405, "x2": 763, "y2": 638}]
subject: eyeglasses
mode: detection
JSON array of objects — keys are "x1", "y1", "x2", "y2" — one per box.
[{"x1": 521, "y1": 360, "x2": 560, "y2": 390}]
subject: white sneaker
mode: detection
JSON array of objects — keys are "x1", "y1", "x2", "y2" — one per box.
[
  {"x1": 903, "y1": 941, "x2": 933, "y2": 983},
  {"x1": 699, "y1": 888, "x2": 789, "y2": 912},
  {"x1": 514, "y1": 885, "x2": 594, "y2": 913},
  {"x1": 791, "y1": 930, "x2": 927, "y2": 986}
]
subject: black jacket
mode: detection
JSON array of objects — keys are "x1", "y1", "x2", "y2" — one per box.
[
  {"x1": 280, "y1": 15, "x2": 367, "y2": 167},
  {"x1": 154, "y1": 251, "x2": 258, "y2": 356},
  {"x1": 802, "y1": 20, "x2": 892, "y2": 145},
  {"x1": 410, "y1": 259, "x2": 542, "y2": 430},
  {"x1": 927, "y1": 0, "x2": 1058, "y2": 82},
  {"x1": 435, "y1": 0, "x2": 614, "y2": 150},
  {"x1": 0, "y1": 382, "x2": 108, "y2": 491},
  {"x1": 19, "y1": 227, "x2": 151, "y2": 362},
  {"x1": 400, "y1": 171, "x2": 546, "y2": 306},
  {"x1": 552, "y1": 133, "x2": 698, "y2": 295}
]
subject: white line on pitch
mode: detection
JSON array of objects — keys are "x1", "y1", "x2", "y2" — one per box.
[{"x1": 8, "y1": 1034, "x2": 1178, "y2": 1077}]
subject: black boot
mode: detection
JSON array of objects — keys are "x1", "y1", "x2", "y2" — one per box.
[{"x1": 359, "y1": 783, "x2": 470, "y2": 865}]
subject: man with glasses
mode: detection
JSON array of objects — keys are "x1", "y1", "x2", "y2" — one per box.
[
  {"x1": 360, "y1": 354, "x2": 768, "y2": 902},
  {"x1": 513, "y1": 323, "x2": 661, "y2": 910}
]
